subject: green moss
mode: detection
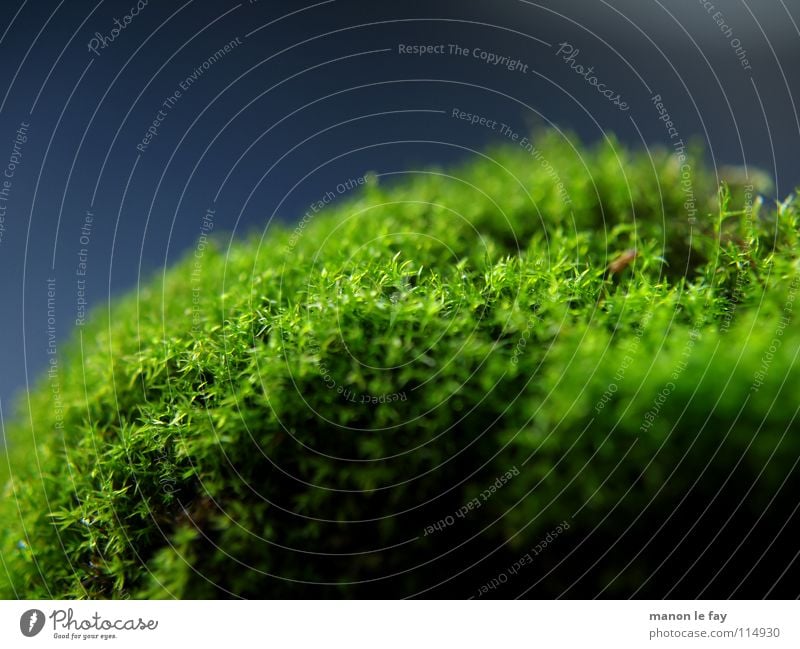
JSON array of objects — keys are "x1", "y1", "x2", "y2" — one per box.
[{"x1": 2, "y1": 132, "x2": 799, "y2": 598}]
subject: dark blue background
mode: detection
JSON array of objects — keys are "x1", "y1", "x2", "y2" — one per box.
[{"x1": 1, "y1": 0, "x2": 799, "y2": 427}]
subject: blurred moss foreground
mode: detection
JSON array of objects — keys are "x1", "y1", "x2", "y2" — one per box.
[{"x1": 2, "y1": 133, "x2": 799, "y2": 598}]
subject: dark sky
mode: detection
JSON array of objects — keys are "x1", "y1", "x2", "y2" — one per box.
[{"x1": 1, "y1": 0, "x2": 799, "y2": 423}]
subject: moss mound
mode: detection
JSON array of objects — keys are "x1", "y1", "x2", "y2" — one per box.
[{"x1": 2, "y1": 133, "x2": 799, "y2": 598}]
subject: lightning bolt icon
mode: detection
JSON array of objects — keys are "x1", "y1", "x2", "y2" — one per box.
[{"x1": 28, "y1": 611, "x2": 38, "y2": 632}]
